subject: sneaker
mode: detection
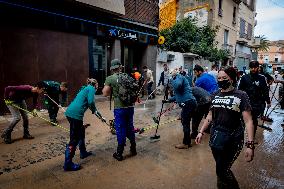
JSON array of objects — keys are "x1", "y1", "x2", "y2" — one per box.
[
  {"x1": 1, "y1": 133, "x2": 12, "y2": 144},
  {"x1": 23, "y1": 134, "x2": 34, "y2": 139},
  {"x1": 175, "y1": 144, "x2": 191, "y2": 149},
  {"x1": 113, "y1": 152, "x2": 123, "y2": 161}
]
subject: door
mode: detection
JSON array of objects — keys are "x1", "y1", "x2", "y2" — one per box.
[{"x1": 89, "y1": 37, "x2": 107, "y2": 94}]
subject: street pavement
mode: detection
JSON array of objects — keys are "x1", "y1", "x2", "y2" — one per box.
[{"x1": 0, "y1": 84, "x2": 283, "y2": 189}]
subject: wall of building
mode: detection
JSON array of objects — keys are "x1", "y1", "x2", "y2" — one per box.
[
  {"x1": 237, "y1": 1, "x2": 255, "y2": 46},
  {"x1": 258, "y1": 41, "x2": 284, "y2": 72},
  {"x1": 0, "y1": 26, "x2": 89, "y2": 114},
  {"x1": 123, "y1": 0, "x2": 159, "y2": 27},
  {"x1": 212, "y1": 0, "x2": 238, "y2": 55},
  {"x1": 155, "y1": 51, "x2": 184, "y2": 84},
  {"x1": 75, "y1": 0, "x2": 125, "y2": 15}
]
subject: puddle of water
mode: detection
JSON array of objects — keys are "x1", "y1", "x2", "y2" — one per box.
[{"x1": 262, "y1": 110, "x2": 284, "y2": 154}]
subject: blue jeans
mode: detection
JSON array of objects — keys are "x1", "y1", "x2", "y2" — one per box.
[{"x1": 114, "y1": 107, "x2": 135, "y2": 145}]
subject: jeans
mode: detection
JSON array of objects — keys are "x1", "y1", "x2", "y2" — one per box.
[
  {"x1": 114, "y1": 107, "x2": 135, "y2": 146},
  {"x1": 45, "y1": 95, "x2": 59, "y2": 122},
  {"x1": 5, "y1": 100, "x2": 29, "y2": 135},
  {"x1": 211, "y1": 137, "x2": 243, "y2": 189},
  {"x1": 67, "y1": 117, "x2": 86, "y2": 153},
  {"x1": 147, "y1": 81, "x2": 154, "y2": 98},
  {"x1": 181, "y1": 100, "x2": 197, "y2": 145}
]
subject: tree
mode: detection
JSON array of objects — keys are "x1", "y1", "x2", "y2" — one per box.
[
  {"x1": 159, "y1": 18, "x2": 228, "y2": 61},
  {"x1": 255, "y1": 35, "x2": 270, "y2": 52}
]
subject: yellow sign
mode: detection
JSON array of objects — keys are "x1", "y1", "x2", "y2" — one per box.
[{"x1": 158, "y1": 36, "x2": 165, "y2": 45}]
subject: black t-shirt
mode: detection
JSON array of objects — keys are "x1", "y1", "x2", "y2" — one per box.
[{"x1": 210, "y1": 89, "x2": 252, "y2": 130}]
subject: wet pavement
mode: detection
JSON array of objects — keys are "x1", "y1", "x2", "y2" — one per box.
[{"x1": 0, "y1": 84, "x2": 283, "y2": 189}]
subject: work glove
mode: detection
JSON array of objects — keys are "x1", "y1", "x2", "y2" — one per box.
[
  {"x1": 4, "y1": 99, "x2": 13, "y2": 105},
  {"x1": 162, "y1": 99, "x2": 170, "y2": 104},
  {"x1": 32, "y1": 109, "x2": 38, "y2": 117}
]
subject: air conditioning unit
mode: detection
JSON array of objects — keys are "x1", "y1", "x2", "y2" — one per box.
[
  {"x1": 157, "y1": 50, "x2": 167, "y2": 62},
  {"x1": 167, "y1": 54, "x2": 175, "y2": 61}
]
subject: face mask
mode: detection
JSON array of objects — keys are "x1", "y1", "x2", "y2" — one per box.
[{"x1": 218, "y1": 79, "x2": 231, "y2": 90}]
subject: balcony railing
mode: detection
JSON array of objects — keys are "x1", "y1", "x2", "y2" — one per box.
[
  {"x1": 239, "y1": 32, "x2": 247, "y2": 39},
  {"x1": 222, "y1": 44, "x2": 234, "y2": 55}
]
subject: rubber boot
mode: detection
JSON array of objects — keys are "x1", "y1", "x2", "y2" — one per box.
[
  {"x1": 130, "y1": 141, "x2": 137, "y2": 156},
  {"x1": 1, "y1": 131, "x2": 12, "y2": 144},
  {"x1": 23, "y1": 128, "x2": 34, "y2": 139},
  {"x1": 79, "y1": 139, "x2": 92, "y2": 159},
  {"x1": 113, "y1": 144, "x2": 124, "y2": 161},
  {"x1": 63, "y1": 145, "x2": 80, "y2": 171}
]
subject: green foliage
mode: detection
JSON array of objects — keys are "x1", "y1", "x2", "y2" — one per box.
[
  {"x1": 159, "y1": 18, "x2": 228, "y2": 61},
  {"x1": 255, "y1": 35, "x2": 270, "y2": 52}
]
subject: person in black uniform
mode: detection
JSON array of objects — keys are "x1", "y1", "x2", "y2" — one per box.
[{"x1": 238, "y1": 60, "x2": 271, "y2": 136}]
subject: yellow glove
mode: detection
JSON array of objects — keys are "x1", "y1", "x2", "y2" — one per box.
[{"x1": 4, "y1": 99, "x2": 13, "y2": 105}]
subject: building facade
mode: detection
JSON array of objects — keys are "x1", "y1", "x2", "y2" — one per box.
[
  {"x1": 0, "y1": 0, "x2": 159, "y2": 114},
  {"x1": 159, "y1": 0, "x2": 257, "y2": 69},
  {"x1": 258, "y1": 40, "x2": 284, "y2": 72}
]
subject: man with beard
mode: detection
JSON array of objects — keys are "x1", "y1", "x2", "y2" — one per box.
[{"x1": 238, "y1": 60, "x2": 271, "y2": 136}]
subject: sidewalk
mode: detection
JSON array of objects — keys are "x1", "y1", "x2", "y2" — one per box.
[{"x1": 0, "y1": 93, "x2": 283, "y2": 189}]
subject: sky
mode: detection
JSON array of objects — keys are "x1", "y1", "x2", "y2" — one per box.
[{"x1": 254, "y1": 0, "x2": 284, "y2": 41}]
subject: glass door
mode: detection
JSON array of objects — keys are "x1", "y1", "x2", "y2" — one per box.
[{"x1": 89, "y1": 37, "x2": 107, "y2": 94}]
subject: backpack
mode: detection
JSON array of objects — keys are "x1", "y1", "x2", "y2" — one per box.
[{"x1": 117, "y1": 73, "x2": 139, "y2": 105}]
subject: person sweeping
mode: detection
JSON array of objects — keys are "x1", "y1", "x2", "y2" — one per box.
[
  {"x1": 163, "y1": 69, "x2": 197, "y2": 149},
  {"x1": 63, "y1": 78, "x2": 104, "y2": 171},
  {"x1": 42, "y1": 81, "x2": 68, "y2": 125},
  {"x1": 1, "y1": 82, "x2": 46, "y2": 144}
]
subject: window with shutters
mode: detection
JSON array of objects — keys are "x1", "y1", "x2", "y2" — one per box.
[
  {"x1": 239, "y1": 18, "x2": 246, "y2": 38},
  {"x1": 247, "y1": 23, "x2": 252, "y2": 40}
]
